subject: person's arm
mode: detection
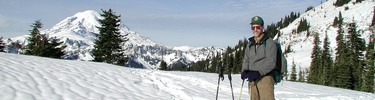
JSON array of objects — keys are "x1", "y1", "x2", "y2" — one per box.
[
  {"x1": 242, "y1": 44, "x2": 250, "y2": 72},
  {"x1": 257, "y1": 40, "x2": 277, "y2": 76}
]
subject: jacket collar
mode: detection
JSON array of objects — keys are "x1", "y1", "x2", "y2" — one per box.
[{"x1": 249, "y1": 32, "x2": 269, "y2": 45}]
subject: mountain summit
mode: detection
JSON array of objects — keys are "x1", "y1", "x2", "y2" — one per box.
[{"x1": 9, "y1": 10, "x2": 224, "y2": 69}]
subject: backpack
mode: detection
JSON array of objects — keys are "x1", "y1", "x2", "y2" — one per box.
[{"x1": 264, "y1": 39, "x2": 287, "y2": 84}]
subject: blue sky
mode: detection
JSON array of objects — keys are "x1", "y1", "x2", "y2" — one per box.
[{"x1": 0, "y1": 0, "x2": 323, "y2": 47}]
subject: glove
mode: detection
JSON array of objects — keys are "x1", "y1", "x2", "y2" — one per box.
[
  {"x1": 241, "y1": 70, "x2": 251, "y2": 80},
  {"x1": 241, "y1": 70, "x2": 261, "y2": 81}
]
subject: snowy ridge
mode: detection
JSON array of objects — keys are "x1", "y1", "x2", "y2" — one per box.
[
  {"x1": 7, "y1": 10, "x2": 224, "y2": 69},
  {"x1": 1, "y1": 53, "x2": 375, "y2": 100},
  {"x1": 278, "y1": 0, "x2": 374, "y2": 72}
]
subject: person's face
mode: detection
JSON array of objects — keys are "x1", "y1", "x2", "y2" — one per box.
[{"x1": 251, "y1": 24, "x2": 263, "y2": 37}]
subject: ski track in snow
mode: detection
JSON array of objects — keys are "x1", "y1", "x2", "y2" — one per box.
[{"x1": 1, "y1": 53, "x2": 375, "y2": 100}]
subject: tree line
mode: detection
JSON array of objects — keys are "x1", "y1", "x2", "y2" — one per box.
[
  {"x1": 160, "y1": 38, "x2": 248, "y2": 75},
  {"x1": 266, "y1": 12, "x2": 301, "y2": 38}
]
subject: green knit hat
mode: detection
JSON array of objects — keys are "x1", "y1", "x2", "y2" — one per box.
[{"x1": 251, "y1": 16, "x2": 264, "y2": 26}]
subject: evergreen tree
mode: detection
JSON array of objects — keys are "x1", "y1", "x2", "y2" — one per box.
[
  {"x1": 297, "y1": 18, "x2": 310, "y2": 33},
  {"x1": 297, "y1": 67, "x2": 306, "y2": 82},
  {"x1": 227, "y1": 53, "x2": 234, "y2": 74},
  {"x1": 372, "y1": 8, "x2": 375, "y2": 26},
  {"x1": 236, "y1": 38, "x2": 248, "y2": 73},
  {"x1": 210, "y1": 53, "x2": 219, "y2": 73},
  {"x1": 290, "y1": 60, "x2": 297, "y2": 81},
  {"x1": 222, "y1": 47, "x2": 230, "y2": 73},
  {"x1": 361, "y1": 36, "x2": 375, "y2": 92},
  {"x1": 188, "y1": 38, "x2": 248, "y2": 74},
  {"x1": 333, "y1": 17, "x2": 339, "y2": 27},
  {"x1": 265, "y1": 12, "x2": 300, "y2": 38},
  {"x1": 45, "y1": 37, "x2": 66, "y2": 58},
  {"x1": 232, "y1": 49, "x2": 240, "y2": 73},
  {"x1": 213, "y1": 53, "x2": 223, "y2": 73},
  {"x1": 321, "y1": 33, "x2": 334, "y2": 86},
  {"x1": 355, "y1": 0, "x2": 364, "y2": 3},
  {"x1": 306, "y1": 29, "x2": 311, "y2": 37},
  {"x1": 25, "y1": 20, "x2": 43, "y2": 55},
  {"x1": 233, "y1": 49, "x2": 242, "y2": 73},
  {"x1": 347, "y1": 22, "x2": 366, "y2": 90},
  {"x1": 232, "y1": 39, "x2": 245, "y2": 73},
  {"x1": 25, "y1": 20, "x2": 66, "y2": 58},
  {"x1": 284, "y1": 44, "x2": 293, "y2": 54},
  {"x1": 0, "y1": 37, "x2": 4, "y2": 52},
  {"x1": 334, "y1": 0, "x2": 351, "y2": 7},
  {"x1": 92, "y1": 9, "x2": 128, "y2": 66},
  {"x1": 308, "y1": 33, "x2": 321, "y2": 84},
  {"x1": 203, "y1": 58, "x2": 210, "y2": 72},
  {"x1": 306, "y1": 6, "x2": 314, "y2": 12},
  {"x1": 159, "y1": 49, "x2": 168, "y2": 70},
  {"x1": 159, "y1": 60, "x2": 168, "y2": 70},
  {"x1": 333, "y1": 17, "x2": 353, "y2": 89},
  {"x1": 334, "y1": 12, "x2": 344, "y2": 27}
]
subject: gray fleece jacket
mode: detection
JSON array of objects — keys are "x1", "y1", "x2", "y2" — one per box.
[{"x1": 241, "y1": 34, "x2": 277, "y2": 76}]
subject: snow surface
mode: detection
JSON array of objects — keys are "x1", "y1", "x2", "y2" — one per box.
[{"x1": 1, "y1": 53, "x2": 375, "y2": 100}]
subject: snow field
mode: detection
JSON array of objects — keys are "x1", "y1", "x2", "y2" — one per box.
[{"x1": 1, "y1": 53, "x2": 375, "y2": 100}]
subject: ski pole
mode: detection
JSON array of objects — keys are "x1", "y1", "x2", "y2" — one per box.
[
  {"x1": 227, "y1": 56, "x2": 234, "y2": 100},
  {"x1": 216, "y1": 74, "x2": 221, "y2": 100},
  {"x1": 238, "y1": 80, "x2": 244, "y2": 100},
  {"x1": 216, "y1": 63, "x2": 224, "y2": 100},
  {"x1": 229, "y1": 72, "x2": 234, "y2": 100}
]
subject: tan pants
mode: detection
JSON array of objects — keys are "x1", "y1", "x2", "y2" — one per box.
[{"x1": 248, "y1": 75, "x2": 275, "y2": 100}]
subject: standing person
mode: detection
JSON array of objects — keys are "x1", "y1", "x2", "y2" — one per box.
[{"x1": 241, "y1": 16, "x2": 277, "y2": 100}]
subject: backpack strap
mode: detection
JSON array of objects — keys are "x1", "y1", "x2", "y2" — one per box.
[
  {"x1": 263, "y1": 38, "x2": 268, "y2": 49},
  {"x1": 262, "y1": 38, "x2": 283, "y2": 84}
]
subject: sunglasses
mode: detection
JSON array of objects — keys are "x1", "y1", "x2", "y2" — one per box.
[{"x1": 251, "y1": 26, "x2": 261, "y2": 30}]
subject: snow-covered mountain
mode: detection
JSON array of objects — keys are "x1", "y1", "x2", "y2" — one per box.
[
  {"x1": 2, "y1": 53, "x2": 375, "y2": 100},
  {"x1": 278, "y1": 0, "x2": 374, "y2": 72},
  {"x1": 7, "y1": 10, "x2": 224, "y2": 69}
]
